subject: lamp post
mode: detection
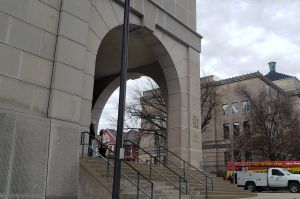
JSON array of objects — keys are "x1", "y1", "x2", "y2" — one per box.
[{"x1": 112, "y1": 0, "x2": 130, "y2": 198}]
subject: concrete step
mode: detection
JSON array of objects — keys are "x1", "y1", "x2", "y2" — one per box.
[{"x1": 80, "y1": 157, "x2": 257, "y2": 199}]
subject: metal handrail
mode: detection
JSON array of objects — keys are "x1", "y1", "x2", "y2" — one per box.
[
  {"x1": 84, "y1": 133, "x2": 154, "y2": 186},
  {"x1": 124, "y1": 143, "x2": 185, "y2": 192},
  {"x1": 87, "y1": 145, "x2": 152, "y2": 196},
  {"x1": 157, "y1": 146, "x2": 214, "y2": 194},
  {"x1": 84, "y1": 144, "x2": 152, "y2": 198},
  {"x1": 134, "y1": 143, "x2": 213, "y2": 197},
  {"x1": 162, "y1": 152, "x2": 214, "y2": 197},
  {"x1": 124, "y1": 140, "x2": 188, "y2": 197},
  {"x1": 81, "y1": 132, "x2": 154, "y2": 198}
]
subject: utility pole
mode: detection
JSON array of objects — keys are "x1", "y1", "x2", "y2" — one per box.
[{"x1": 112, "y1": 0, "x2": 130, "y2": 198}]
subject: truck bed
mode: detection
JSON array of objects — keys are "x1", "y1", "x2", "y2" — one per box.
[{"x1": 237, "y1": 172, "x2": 268, "y2": 187}]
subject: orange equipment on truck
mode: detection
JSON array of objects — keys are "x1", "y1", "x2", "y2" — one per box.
[{"x1": 227, "y1": 161, "x2": 300, "y2": 179}]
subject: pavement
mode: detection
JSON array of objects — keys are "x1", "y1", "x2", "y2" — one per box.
[{"x1": 243, "y1": 191, "x2": 300, "y2": 199}]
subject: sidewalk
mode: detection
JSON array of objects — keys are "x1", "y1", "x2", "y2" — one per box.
[{"x1": 243, "y1": 192, "x2": 300, "y2": 199}]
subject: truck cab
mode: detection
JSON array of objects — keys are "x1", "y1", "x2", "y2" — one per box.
[
  {"x1": 269, "y1": 168, "x2": 288, "y2": 187},
  {"x1": 237, "y1": 167, "x2": 300, "y2": 193}
]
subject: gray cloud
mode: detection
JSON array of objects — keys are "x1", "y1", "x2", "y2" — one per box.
[{"x1": 197, "y1": 0, "x2": 300, "y2": 79}]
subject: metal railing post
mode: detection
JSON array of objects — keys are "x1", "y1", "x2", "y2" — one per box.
[
  {"x1": 183, "y1": 162, "x2": 186, "y2": 179},
  {"x1": 157, "y1": 146, "x2": 160, "y2": 165},
  {"x1": 205, "y1": 176, "x2": 208, "y2": 199},
  {"x1": 137, "y1": 173, "x2": 140, "y2": 199},
  {"x1": 179, "y1": 176, "x2": 181, "y2": 199},
  {"x1": 185, "y1": 179, "x2": 187, "y2": 195},
  {"x1": 156, "y1": 146, "x2": 159, "y2": 164},
  {"x1": 150, "y1": 156, "x2": 152, "y2": 180},
  {"x1": 151, "y1": 181, "x2": 154, "y2": 199}
]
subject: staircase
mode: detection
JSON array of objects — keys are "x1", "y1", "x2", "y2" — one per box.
[
  {"x1": 80, "y1": 157, "x2": 257, "y2": 199},
  {"x1": 80, "y1": 132, "x2": 257, "y2": 199},
  {"x1": 150, "y1": 165, "x2": 257, "y2": 199}
]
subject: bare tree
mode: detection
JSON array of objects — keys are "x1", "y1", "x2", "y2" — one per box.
[
  {"x1": 106, "y1": 77, "x2": 220, "y2": 147},
  {"x1": 105, "y1": 78, "x2": 166, "y2": 148},
  {"x1": 125, "y1": 79, "x2": 167, "y2": 146},
  {"x1": 201, "y1": 78, "x2": 220, "y2": 133},
  {"x1": 126, "y1": 77, "x2": 220, "y2": 137},
  {"x1": 234, "y1": 85, "x2": 300, "y2": 161}
]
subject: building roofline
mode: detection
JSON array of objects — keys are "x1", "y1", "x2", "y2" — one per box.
[
  {"x1": 105, "y1": 129, "x2": 116, "y2": 141},
  {"x1": 215, "y1": 72, "x2": 286, "y2": 95},
  {"x1": 274, "y1": 75, "x2": 300, "y2": 84},
  {"x1": 265, "y1": 71, "x2": 292, "y2": 81}
]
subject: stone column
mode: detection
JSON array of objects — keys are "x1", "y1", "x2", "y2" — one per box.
[
  {"x1": 187, "y1": 47, "x2": 202, "y2": 166},
  {"x1": 46, "y1": 0, "x2": 92, "y2": 198},
  {"x1": 161, "y1": 35, "x2": 202, "y2": 166}
]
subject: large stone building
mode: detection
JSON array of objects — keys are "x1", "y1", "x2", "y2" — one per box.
[
  {"x1": 202, "y1": 62, "x2": 300, "y2": 175},
  {"x1": 0, "y1": 0, "x2": 202, "y2": 198}
]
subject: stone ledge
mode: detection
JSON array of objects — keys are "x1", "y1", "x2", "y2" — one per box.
[{"x1": 112, "y1": 0, "x2": 202, "y2": 52}]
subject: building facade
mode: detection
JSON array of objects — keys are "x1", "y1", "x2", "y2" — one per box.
[
  {"x1": 0, "y1": 0, "x2": 202, "y2": 198},
  {"x1": 202, "y1": 62, "x2": 300, "y2": 175}
]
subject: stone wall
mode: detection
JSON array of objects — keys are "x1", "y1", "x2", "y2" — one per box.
[
  {"x1": 0, "y1": 109, "x2": 50, "y2": 198},
  {"x1": 0, "y1": 0, "x2": 201, "y2": 198},
  {"x1": 78, "y1": 165, "x2": 111, "y2": 199},
  {"x1": 273, "y1": 77, "x2": 300, "y2": 92},
  {"x1": 0, "y1": 0, "x2": 60, "y2": 198}
]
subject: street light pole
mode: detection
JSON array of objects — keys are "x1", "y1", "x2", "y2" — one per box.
[{"x1": 112, "y1": 0, "x2": 130, "y2": 198}]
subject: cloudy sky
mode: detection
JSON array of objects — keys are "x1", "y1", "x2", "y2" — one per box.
[
  {"x1": 99, "y1": 0, "x2": 300, "y2": 130},
  {"x1": 197, "y1": 0, "x2": 300, "y2": 79}
]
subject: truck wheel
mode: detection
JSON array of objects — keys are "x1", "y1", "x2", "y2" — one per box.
[
  {"x1": 289, "y1": 183, "x2": 299, "y2": 193},
  {"x1": 246, "y1": 182, "x2": 256, "y2": 192}
]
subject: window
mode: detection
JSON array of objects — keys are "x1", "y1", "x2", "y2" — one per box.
[
  {"x1": 234, "y1": 150, "x2": 241, "y2": 162},
  {"x1": 224, "y1": 151, "x2": 231, "y2": 165},
  {"x1": 242, "y1": 100, "x2": 249, "y2": 112},
  {"x1": 233, "y1": 122, "x2": 240, "y2": 136},
  {"x1": 223, "y1": 104, "x2": 228, "y2": 115},
  {"x1": 243, "y1": 121, "x2": 250, "y2": 134},
  {"x1": 245, "y1": 151, "x2": 252, "y2": 162},
  {"x1": 223, "y1": 123, "x2": 230, "y2": 139},
  {"x1": 272, "y1": 169, "x2": 284, "y2": 176},
  {"x1": 232, "y1": 102, "x2": 238, "y2": 113}
]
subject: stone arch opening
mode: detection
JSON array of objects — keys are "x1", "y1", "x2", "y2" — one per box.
[
  {"x1": 95, "y1": 75, "x2": 167, "y2": 151},
  {"x1": 91, "y1": 25, "x2": 180, "y2": 148}
]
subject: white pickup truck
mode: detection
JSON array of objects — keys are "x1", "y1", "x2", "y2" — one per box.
[{"x1": 237, "y1": 167, "x2": 300, "y2": 193}]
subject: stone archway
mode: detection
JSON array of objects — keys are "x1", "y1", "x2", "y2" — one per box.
[
  {"x1": 88, "y1": 21, "x2": 202, "y2": 167},
  {"x1": 83, "y1": 2, "x2": 202, "y2": 168},
  {"x1": 90, "y1": 24, "x2": 176, "y2": 149}
]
